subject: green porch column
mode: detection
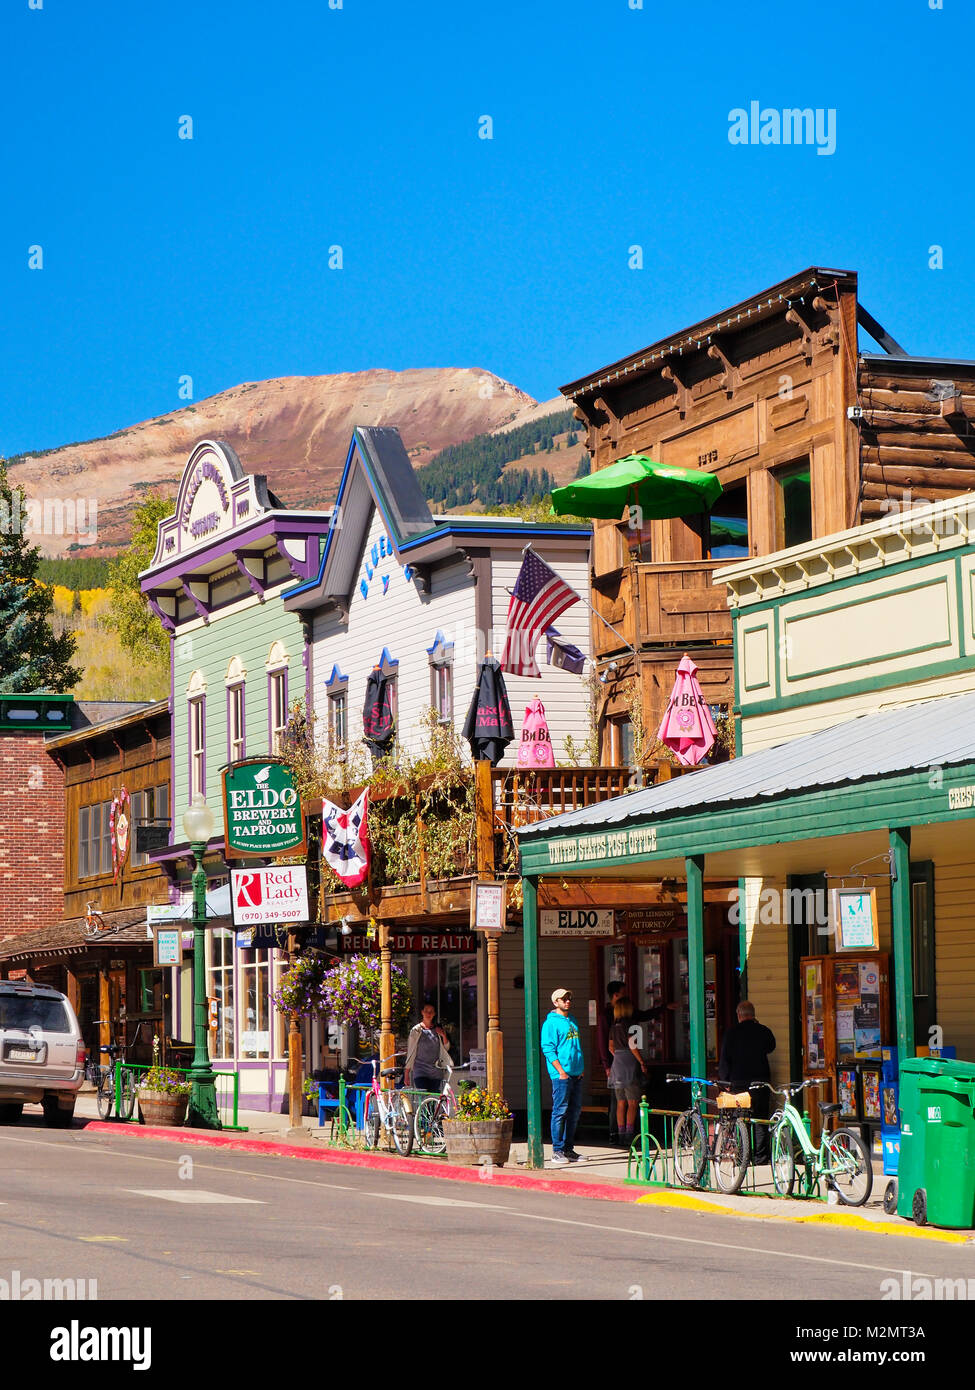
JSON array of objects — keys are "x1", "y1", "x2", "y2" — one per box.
[
  {"x1": 523, "y1": 875, "x2": 544, "y2": 1169},
  {"x1": 686, "y1": 855, "x2": 706, "y2": 1101},
  {"x1": 889, "y1": 827, "x2": 915, "y2": 1061}
]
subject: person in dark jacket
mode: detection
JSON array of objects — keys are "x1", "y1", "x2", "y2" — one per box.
[{"x1": 718, "y1": 1001, "x2": 776, "y2": 1163}]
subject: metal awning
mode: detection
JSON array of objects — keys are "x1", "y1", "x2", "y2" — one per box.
[{"x1": 519, "y1": 689, "x2": 975, "y2": 842}]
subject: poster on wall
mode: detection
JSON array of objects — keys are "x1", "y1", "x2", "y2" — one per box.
[
  {"x1": 838, "y1": 1068, "x2": 859, "y2": 1119},
  {"x1": 862, "y1": 1069, "x2": 882, "y2": 1121}
]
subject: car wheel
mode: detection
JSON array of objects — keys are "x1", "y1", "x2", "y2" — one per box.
[
  {"x1": 0, "y1": 1103, "x2": 24, "y2": 1122},
  {"x1": 42, "y1": 1097, "x2": 74, "y2": 1128}
]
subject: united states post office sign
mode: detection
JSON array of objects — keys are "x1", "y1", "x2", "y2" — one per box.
[
  {"x1": 539, "y1": 909, "x2": 615, "y2": 937},
  {"x1": 222, "y1": 758, "x2": 306, "y2": 859}
]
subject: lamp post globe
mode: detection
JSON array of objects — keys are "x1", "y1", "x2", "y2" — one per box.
[{"x1": 183, "y1": 794, "x2": 221, "y2": 1130}]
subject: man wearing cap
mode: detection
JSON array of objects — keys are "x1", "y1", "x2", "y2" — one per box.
[{"x1": 540, "y1": 988, "x2": 587, "y2": 1167}]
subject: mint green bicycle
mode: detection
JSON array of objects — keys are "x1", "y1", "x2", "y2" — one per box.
[{"x1": 757, "y1": 1080, "x2": 872, "y2": 1207}]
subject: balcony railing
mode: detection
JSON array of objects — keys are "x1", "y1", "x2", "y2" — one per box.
[{"x1": 592, "y1": 559, "x2": 732, "y2": 658}]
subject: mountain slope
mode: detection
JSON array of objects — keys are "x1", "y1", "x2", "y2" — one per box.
[{"x1": 7, "y1": 368, "x2": 539, "y2": 556}]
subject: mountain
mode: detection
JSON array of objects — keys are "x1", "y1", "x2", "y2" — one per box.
[{"x1": 6, "y1": 368, "x2": 541, "y2": 557}]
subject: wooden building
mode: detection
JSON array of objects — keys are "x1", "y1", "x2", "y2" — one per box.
[
  {"x1": 561, "y1": 265, "x2": 975, "y2": 759},
  {"x1": 0, "y1": 700, "x2": 173, "y2": 1067}
]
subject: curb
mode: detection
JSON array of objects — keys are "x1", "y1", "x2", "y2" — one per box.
[
  {"x1": 633, "y1": 1190, "x2": 972, "y2": 1242},
  {"x1": 81, "y1": 1121, "x2": 641, "y2": 1204},
  {"x1": 81, "y1": 1121, "x2": 973, "y2": 1239}
]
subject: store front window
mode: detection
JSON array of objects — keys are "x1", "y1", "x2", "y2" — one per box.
[
  {"x1": 208, "y1": 929, "x2": 235, "y2": 1060},
  {"x1": 238, "y1": 947, "x2": 270, "y2": 1058},
  {"x1": 415, "y1": 955, "x2": 479, "y2": 1066}
]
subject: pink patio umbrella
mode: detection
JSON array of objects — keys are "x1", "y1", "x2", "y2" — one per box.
[
  {"x1": 657, "y1": 654, "x2": 717, "y2": 767},
  {"x1": 517, "y1": 696, "x2": 556, "y2": 769}
]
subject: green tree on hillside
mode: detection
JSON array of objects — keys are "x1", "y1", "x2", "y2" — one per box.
[
  {"x1": 106, "y1": 493, "x2": 174, "y2": 667},
  {"x1": 0, "y1": 462, "x2": 81, "y2": 692}
]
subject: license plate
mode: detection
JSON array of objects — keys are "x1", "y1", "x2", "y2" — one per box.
[{"x1": 7, "y1": 1048, "x2": 38, "y2": 1061}]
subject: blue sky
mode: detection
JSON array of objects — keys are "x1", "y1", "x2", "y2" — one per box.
[{"x1": 3, "y1": 0, "x2": 972, "y2": 457}]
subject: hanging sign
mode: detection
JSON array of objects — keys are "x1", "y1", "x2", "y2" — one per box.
[
  {"x1": 230, "y1": 865, "x2": 309, "y2": 926},
  {"x1": 470, "y1": 880, "x2": 508, "y2": 932},
  {"x1": 153, "y1": 927, "x2": 183, "y2": 967},
  {"x1": 540, "y1": 909, "x2": 615, "y2": 937},
  {"x1": 222, "y1": 758, "x2": 306, "y2": 859},
  {"x1": 619, "y1": 905, "x2": 687, "y2": 934},
  {"x1": 832, "y1": 888, "x2": 879, "y2": 951}
]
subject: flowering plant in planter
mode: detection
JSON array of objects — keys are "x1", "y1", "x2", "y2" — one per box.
[
  {"x1": 321, "y1": 954, "x2": 412, "y2": 1038},
  {"x1": 455, "y1": 1085, "x2": 512, "y2": 1121},
  {"x1": 139, "y1": 1064, "x2": 190, "y2": 1098}
]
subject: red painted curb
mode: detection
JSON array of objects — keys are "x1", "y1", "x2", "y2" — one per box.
[{"x1": 81, "y1": 1120, "x2": 640, "y2": 1204}]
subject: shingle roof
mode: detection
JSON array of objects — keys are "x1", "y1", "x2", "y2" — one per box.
[
  {"x1": 0, "y1": 908, "x2": 152, "y2": 961},
  {"x1": 519, "y1": 690, "x2": 975, "y2": 839}
]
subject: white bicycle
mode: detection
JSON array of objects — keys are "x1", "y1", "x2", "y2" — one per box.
[
  {"x1": 413, "y1": 1061, "x2": 470, "y2": 1155},
  {"x1": 358, "y1": 1054, "x2": 414, "y2": 1157}
]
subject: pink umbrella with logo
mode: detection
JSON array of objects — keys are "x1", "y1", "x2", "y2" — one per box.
[
  {"x1": 517, "y1": 697, "x2": 555, "y2": 769},
  {"x1": 657, "y1": 654, "x2": 717, "y2": 767}
]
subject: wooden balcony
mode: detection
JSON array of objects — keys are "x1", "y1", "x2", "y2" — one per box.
[{"x1": 592, "y1": 559, "x2": 732, "y2": 659}]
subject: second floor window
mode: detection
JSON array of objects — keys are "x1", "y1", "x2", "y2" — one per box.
[
  {"x1": 228, "y1": 684, "x2": 245, "y2": 763},
  {"x1": 78, "y1": 802, "x2": 113, "y2": 878},
  {"x1": 431, "y1": 660, "x2": 453, "y2": 724},
  {"x1": 269, "y1": 670, "x2": 288, "y2": 755},
  {"x1": 328, "y1": 688, "x2": 348, "y2": 757},
  {"x1": 189, "y1": 696, "x2": 206, "y2": 797},
  {"x1": 130, "y1": 786, "x2": 169, "y2": 868}
]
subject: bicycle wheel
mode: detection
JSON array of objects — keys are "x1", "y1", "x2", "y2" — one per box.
[
  {"x1": 823, "y1": 1128, "x2": 872, "y2": 1207},
  {"x1": 629, "y1": 1131, "x2": 664, "y2": 1184},
  {"x1": 713, "y1": 1115, "x2": 750, "y2": 1195},
  {"x1": 771, "y1": 1120, "x2": 796, "y2": 1196},
  {"x1": 672, "y1": 1109, "x2": 707, "y2": 1188},
  {"x1": 361, "y1": 1092, "x2": 381, "y2": 1150},
  {"x1": 391, "y1": 1093, "x2": 414, "y2": 1157},
  {"x1": 414, "y1": 1097, "x2": 446, "y2": 1155},
  {"x1": 328, "y1": 1106, "x2": 355, "y2": 1147},
  {"x1": 118, "y1": 1068, "x2": 137, "y2": 1121},
  {"x1": 96, "y1": 1072, "x2": 113, "y2": 1120}
]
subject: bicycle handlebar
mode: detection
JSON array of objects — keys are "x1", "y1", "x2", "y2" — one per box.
[
  {"x1": 749, "y1": 1079, "x2": 815, "y2": 1097},
  {"x1": 665, "y1": 1074, "x2": 729, "y2": 1089}
]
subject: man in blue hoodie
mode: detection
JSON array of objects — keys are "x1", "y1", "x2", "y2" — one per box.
[{"x1": 540, "y1": 987, "x2": 587, "y2": 1166}]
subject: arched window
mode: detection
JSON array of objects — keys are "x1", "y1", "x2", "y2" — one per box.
[
  {"x1": 225, "y1": 657, "x2": 246, "y2": 763},
  {"x1": 266, "y1": 642, "x2": 290, "y2": 754},
  {"x1": 186, "y1": 670, "x2": 207, "y2": 797}
]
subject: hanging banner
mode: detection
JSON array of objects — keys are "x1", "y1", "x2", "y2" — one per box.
[{"x1": 222, "y1": 758, "x2": 306, "y2": 859}]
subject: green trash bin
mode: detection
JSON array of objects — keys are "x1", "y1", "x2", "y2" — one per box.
[{"x1": 896, "y1": 1057, "x2": 975, "y2": 1228}]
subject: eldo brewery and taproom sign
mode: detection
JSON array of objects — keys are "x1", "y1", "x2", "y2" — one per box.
[
  {"x1": 222, "y1": 758, "x2": 306, "y2": 859},
  {"x1": 540, "y1": 909, "x2": 615, "y2": 937},
  {"x1": 231, "y1": 866, "x2": 309, "y2": 926}
]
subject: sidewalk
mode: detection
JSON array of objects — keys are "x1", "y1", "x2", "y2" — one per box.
[{"x1": 72, "y1": 1095, "x2": 972, "y2": 1242}]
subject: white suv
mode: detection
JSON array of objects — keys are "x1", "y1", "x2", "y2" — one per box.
[{"x1": 0, "y1": 981, "x2": 85, "y2": 1126}]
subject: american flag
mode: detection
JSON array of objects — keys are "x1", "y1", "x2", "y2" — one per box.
[{"x1": 501, "y1": 549, "x2": 580, "y2": 678}]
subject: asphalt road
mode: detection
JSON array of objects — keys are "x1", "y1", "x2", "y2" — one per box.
[{"x1": 0, "y1": 1113, "x2": 971, "y2": 1307}]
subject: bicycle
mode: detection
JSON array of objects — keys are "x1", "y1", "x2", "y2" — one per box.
[
  {"x1": 91, "y1": 1023, "x2": 137, "y2": 1121},
  {"x1": 357, "y1": 1054, "x2": 414, "y2": 1157},
  {"x1": 755, "y1": 1080, "x2": 873, "y2": 1207},
  {"x1": 666, "y1": 1074, "x2": 752, "y2": 1194},
  {"x1": 413, "y1": 1061, "x2": 470, "y2": 1155}
]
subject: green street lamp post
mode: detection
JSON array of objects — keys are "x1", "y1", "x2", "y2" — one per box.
[{"x1": 182, "y1": 794, "x2": 221, "y2": 1129}]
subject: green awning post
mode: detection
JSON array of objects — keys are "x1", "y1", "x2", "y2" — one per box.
[
  {"x1": 737, "y1": 875, "x2": 748, "y2": 1000},
  {"x1": 686, "y1": 855, "x2": 706, "y2": 1106},
  {"x1": 889, "y1": 827, "x2": 915, "y2": 1061},
  {"x1": 523, "y1": 875, "x2": 544, "y2": 1169}
]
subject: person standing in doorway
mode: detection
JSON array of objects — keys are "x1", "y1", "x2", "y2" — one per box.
[
  {"x1": 718, "y1": 1000, "x2": 776, "y2": 1164},
  {"x1": 597, "y1": 980, "x2": 625, "y2": 1141},
  {"x1": 541, "y1": 988, "x2": 586, "y2": 1167},
  {"x1": 405, "y1": 1003, "x2": 452, "y2": 1096}
]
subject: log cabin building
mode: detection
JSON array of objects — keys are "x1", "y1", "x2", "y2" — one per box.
[{"x1": 562, "y1": 265, "x2": 975, "y2": 761}]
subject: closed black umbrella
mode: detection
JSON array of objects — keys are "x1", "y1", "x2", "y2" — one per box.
[
  {"x1": 362, "y1": 668, "x2": 395, "y2": 764},
  {"x1": 462, "y1": 657, "x2": 514, "y2": 766}
]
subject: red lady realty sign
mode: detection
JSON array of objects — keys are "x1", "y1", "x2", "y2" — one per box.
[{"x1": 230, "y1": 866, "x2": 309, "y2": 926}]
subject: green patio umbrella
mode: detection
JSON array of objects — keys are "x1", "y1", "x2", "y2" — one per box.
[{"x1": 550, "y1": 453, "x2": 722, "y2": 521}]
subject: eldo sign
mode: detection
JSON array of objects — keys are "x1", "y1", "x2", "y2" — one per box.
[
  {"x1": 222, "y1": 759, "x2": 306, "y2": 859},
  {"x1": 539, "y1": 909, "x2": 615, "y2": 938}
]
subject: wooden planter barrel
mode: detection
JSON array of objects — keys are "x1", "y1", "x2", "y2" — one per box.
[
  {"x1": 138, "y1": 1091, "x2": 189, "y2": 1127},
  {"x1": 442, "y1": 1117, "x2": 513, "y2": 1167}
]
